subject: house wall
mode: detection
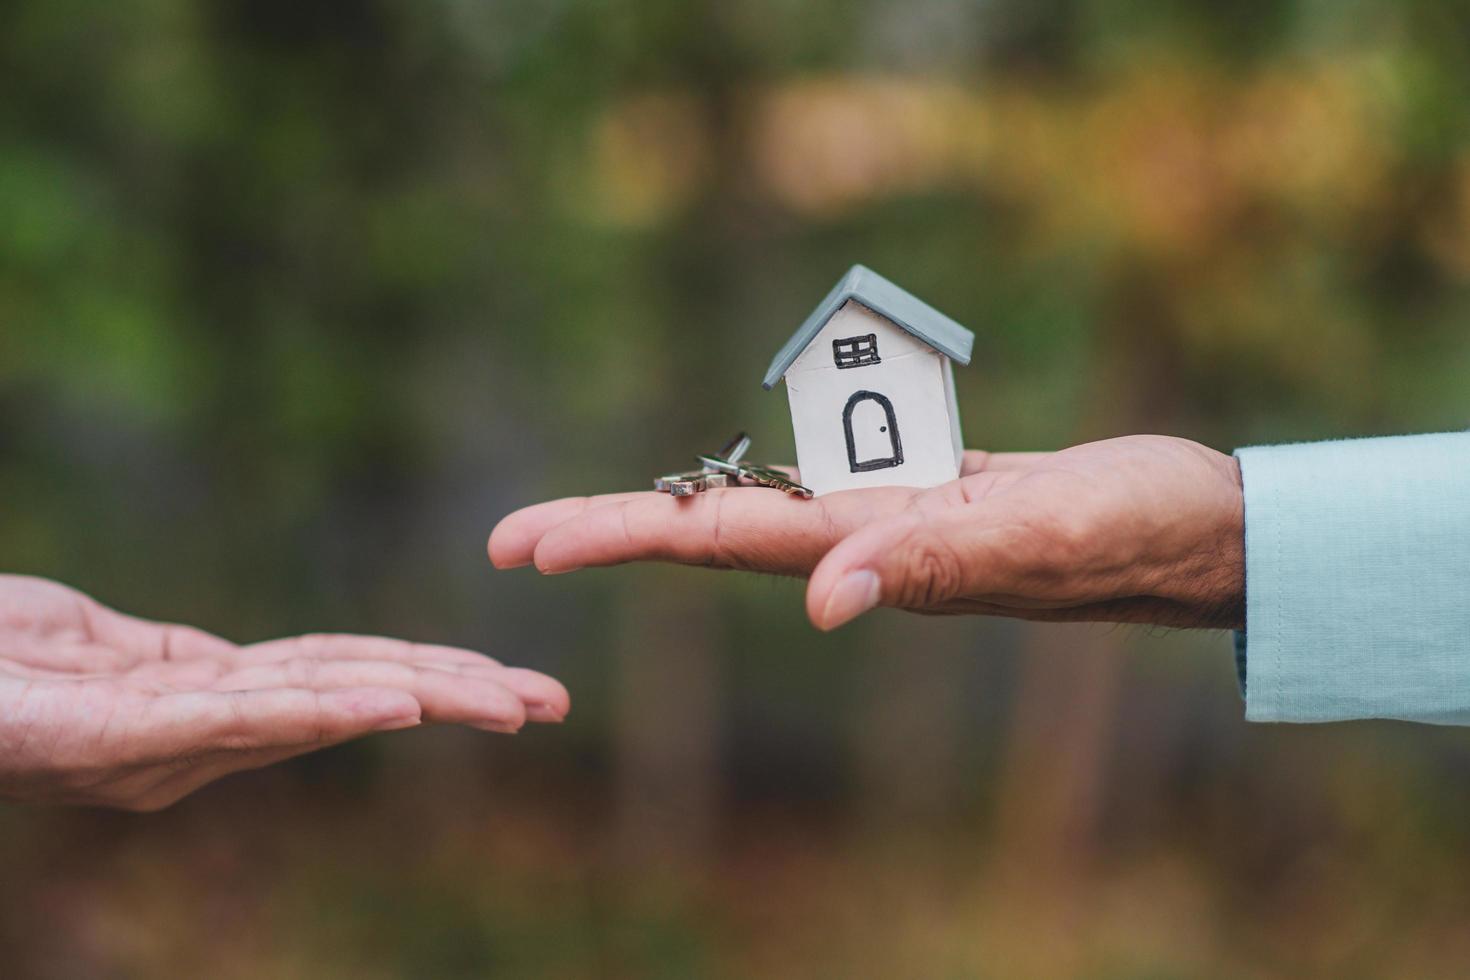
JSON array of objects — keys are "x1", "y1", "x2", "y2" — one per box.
[
  {"x1": 784, "y1": 301, "x2": 962, "y2": 496},
  {"x1": 942, "y1": 356, "x2": 965, "y2": 471}
]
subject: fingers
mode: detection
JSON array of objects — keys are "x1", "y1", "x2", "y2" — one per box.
[
  {"x1": 805, "y1": 506, "x2": 1025, "y2": 630},
  {"x1": 107, "y1": 664, "x2": 573, "y2": 809},
  {"x1": 209, "y1": 659, "x2": 534, "y2": 732},
  {"x1": 84, "y1": 607, "x2": 240, "y2": 668},
  {"x1": 490, "y1": 453, "x2": 1047, "y2": 577},
  {"x1": 134, "y1": 686, "x2": 424, "y2": 762},
  {"x1": 83, "y1": 662, "x2": 572, "y2": 809},
  {"x1": 241, "y1": 633, "x2": 502, "y2": 669},
  {"x1": 442, "y1": 663, "x2": 571, "y2": 722},
  {"x1": 490, "y1": 493, "x2": 648, "y2": 569},
  {"x1": 111, "y1": 664, "x2": 571, "y2": 810},
  {"x1": 530, "y1": 485, "x2": 916, "y2": 577},
  {"x1": 236, "y1": 635, "x2": 569, "y2": 724}
]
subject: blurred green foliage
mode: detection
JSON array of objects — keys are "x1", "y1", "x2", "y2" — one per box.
[{"x1": 5, "y1": 0, "x2": 1470, "y2": 976}]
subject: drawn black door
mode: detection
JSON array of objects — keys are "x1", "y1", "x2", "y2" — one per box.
[{"x1": 843, "y1": 390, "x2": 903, "y2": 472}]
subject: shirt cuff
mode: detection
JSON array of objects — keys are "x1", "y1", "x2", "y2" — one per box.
[{"x1": 1235, "y1": 432, "x2": 1470, "y2": 724}]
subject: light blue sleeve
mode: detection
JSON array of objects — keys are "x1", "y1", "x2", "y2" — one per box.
[{"x1": 1234, "y1": 432, "x2": 1470, "y2": 724}]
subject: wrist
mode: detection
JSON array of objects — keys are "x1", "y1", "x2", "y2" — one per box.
[{"x1": 1191, "y1": 451, "x2": 1246, "y2": 629}]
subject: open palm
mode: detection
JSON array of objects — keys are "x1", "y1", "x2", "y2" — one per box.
[
  {"x1": 0, "y1": 575, "x2": 569, "y2": 810},
  {"x1": 491, "y1": 435, "x2": 1244, "y2": 631}
]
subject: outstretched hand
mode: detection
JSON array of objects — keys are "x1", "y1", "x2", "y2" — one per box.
[
  {"x1": 0, "y1": 575, "x2": 569, "y2": 810},
  {"x1": 491, "y1": 435, "x2": 1245, "y2": 632}
]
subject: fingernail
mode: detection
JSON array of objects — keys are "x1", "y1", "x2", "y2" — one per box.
[
  {"x1": 525, "y1": 703, "x2": 567, "y2": 724},
  {"x1": 374, "y1": 714, "x2": 421, "y2": 732},
  {"x1": 820, "y1": 570, "x2": 882, "y2": 631},
  {"x1": 537, "y1": 564, "x2": 583, "y2": 576},
  {"x1": 478, "y1": 720, "x2": 523, "y2": 735}
]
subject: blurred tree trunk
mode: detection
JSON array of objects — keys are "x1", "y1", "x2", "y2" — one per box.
[
  {"x1": 988, "y1": 268, "x2": 1187, "y2": 904},
  {"x1": 853, "y1": 614, "x2": 977, "y2": 834},
  {"x1": 611, "y1": 577, "x2": 724, "y2": 872},
  {"x1": 607, "y1": 9, "x2": 751, "y2": 881},
  {"x1": 990, "y1": 624, "x2": 1126, "y2": 881}
]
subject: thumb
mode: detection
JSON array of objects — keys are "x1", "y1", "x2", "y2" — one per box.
[{"x1": 805, "y1": 506, "x2": 1007, "y2": 630}]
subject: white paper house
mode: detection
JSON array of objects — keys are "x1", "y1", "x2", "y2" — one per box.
[{"x1": 763, "y1": 265, "x2": 974, "y2": 497}]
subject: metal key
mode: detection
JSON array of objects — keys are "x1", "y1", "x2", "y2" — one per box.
[
  {"x1": 699, "y1": 431, "x2": 749, "y2": 489},
  {"x1": 695, "y1": 453, "x2": 741, "y2": 477},
  {"x1": 714, "y1": 431, "x2": 751, "y2": 465},
  {"x1": 655, "y1": 432, "x2": 751, "y2": 494},
  {"x1": 735, "y1": 462, "x2": 814, "y2": 498},
  {"x1": 697, "y1": 454, "x2": 813, "y2": 498},
  {"x1": 654, "y1": 471, "x2": 706, "y2": 495}
]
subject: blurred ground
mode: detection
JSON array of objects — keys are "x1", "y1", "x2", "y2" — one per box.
[{"x1": 5, "y1": 1, "x2": 1470, "y2": 976}]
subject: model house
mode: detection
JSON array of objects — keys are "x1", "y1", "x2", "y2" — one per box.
[{"x1": 763, "y1": 265, "x2": 974, "y2": 497}]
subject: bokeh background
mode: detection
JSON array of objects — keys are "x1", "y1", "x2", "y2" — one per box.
[{"x1": 4, "y1": 0, "x2": 1470, "y2": 976}]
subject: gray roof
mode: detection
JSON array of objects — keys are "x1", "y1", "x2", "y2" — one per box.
[{"x1": 762, "y1": 265, "x2": 975, "y2": 389}]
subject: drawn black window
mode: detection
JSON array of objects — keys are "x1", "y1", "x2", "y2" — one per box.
[{"x1": 832, "y1": 334, "x2": 880, "y2": 369}]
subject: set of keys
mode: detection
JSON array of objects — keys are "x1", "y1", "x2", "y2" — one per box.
[{"x1": 654, "y1": 432, "x2": 813, "y2": 499}]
